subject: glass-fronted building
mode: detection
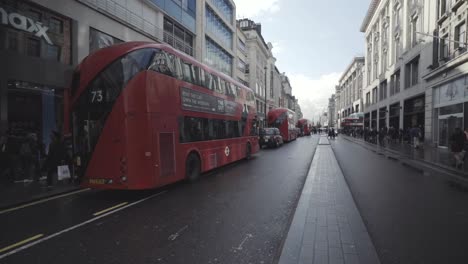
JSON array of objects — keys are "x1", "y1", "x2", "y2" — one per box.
[{"x1": 202, "y1": 0, "x2": 235, "y2": 76}]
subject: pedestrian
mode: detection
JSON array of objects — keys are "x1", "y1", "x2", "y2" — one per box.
[
  {"x1": 43, "y1": 131, "x2": 67, "y2": 188},
  {"x1": 410, "y1": 126, "x2": 422, "y2": 149},
  {"x1": 450, "y1": 128, "x2": 465, "y2": 169}
]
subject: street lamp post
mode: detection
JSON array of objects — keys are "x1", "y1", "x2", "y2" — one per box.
[{"x1": 264, "y1": 66, "x2": 267, "y2": 128}]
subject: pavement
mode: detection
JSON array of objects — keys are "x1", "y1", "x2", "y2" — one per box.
[
  {"x1": 279, "y1": 136, "x2": 380, "y2": 264},
  {"x1": 332, "y1": 136, "x2": 468, "y2": 264},
  {"x1": 345, "y1": 135, "x2": 468, "y2": 176},
  {"x1": 0, "y1": 177, "x2": 79, "y2": 210},
  {"x1": 342, "y1": 135, "x2": 468, "y2": 188}
]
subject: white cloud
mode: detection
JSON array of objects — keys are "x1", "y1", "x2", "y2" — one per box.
[
  {"x1": 235, "y1": 0, "x2": 280, "y2": 18},
  {"x1": 288, "y1": 72, "x2": 342, "y2": 123}
]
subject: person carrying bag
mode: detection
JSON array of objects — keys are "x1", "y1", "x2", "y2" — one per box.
[{"x1": 43, "y1": 131, "x2": 69, "y2": 188}]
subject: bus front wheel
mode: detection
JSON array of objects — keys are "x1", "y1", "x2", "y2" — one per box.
[{"x1": 186, "y1": 153, "x2": 201, "y2": 182}]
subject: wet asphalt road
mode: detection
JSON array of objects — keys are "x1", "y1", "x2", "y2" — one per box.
[
  {"x1": 0, "y1": 136, "x2": 318, "y2": 264},
  {"x1": 331, "y1": 137, "x2": 468, "y2": 264}
]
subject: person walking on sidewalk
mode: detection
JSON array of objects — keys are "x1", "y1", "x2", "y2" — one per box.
[
  {"x1": 410, "y1": 126, "x2": 422, "y2": 149},
  {"x1": 450, "y1": 128, "x2": 465, "y2": 169},
  {"x1": 43, "y1": 131, "x2": 67, "y2": 188}
]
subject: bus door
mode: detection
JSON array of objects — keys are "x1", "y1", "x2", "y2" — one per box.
[{"x1": 152, "y1": 114, "x2": 178, "y2": 185}]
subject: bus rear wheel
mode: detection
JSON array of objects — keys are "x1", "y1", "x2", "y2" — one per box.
[
  {"x1": 245, "y1": 143, "x2": 252, "y2": 160},
  {"x1": 186, "y1": 153, "x2": 201, "y2": 182}
]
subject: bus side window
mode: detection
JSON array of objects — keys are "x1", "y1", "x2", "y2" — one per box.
[
  {"x1": 225, "y1": 82, "x2": 235, "y2": 98},
  {"x1": 192, "y1": 65, "x2": 201, "y2": 86},
  {"x1": 205, "y1": 72, "x2": 213, "y2": 90},
  {"x1": 199, "y1": 69, "x2": 206, "y2": 88},
  {"x1": 235, "y1": 85, "x2": 242, "y2": 98},
  {"x1": 181, "y1": 61, "x2": 193, "y2": 83},
  {"x1": 211, "y1": 75, "x2": 220, "y2": 93},
  {"x1": 219, "y1": 79, "x2": 226, "y2": 95},
  {"x1": 149, "y1": 49, "x2": 174, "y2": 77},
  {"x1": 173, "y1": 56, "x2": 184, "y2": 80}
]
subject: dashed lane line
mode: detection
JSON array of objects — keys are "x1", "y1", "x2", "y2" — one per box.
[
  {"x1": 0, "y1": 191, "x2": 167, "y2": 260},
  {"x1": 0, "y1": 188, "x2": 91, "y2": 215},
  {"x1": 0, "y1": 234, "x2": 44, "y2": 254}
]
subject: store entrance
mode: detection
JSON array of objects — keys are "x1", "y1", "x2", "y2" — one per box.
[
  {"x1": 438, "y1": 115, "x2": 463, "y2": 148},
  {"x1": 2, "y1": 81, "x2": 63, "y2": 184}
]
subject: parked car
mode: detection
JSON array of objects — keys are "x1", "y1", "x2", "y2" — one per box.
[{"x1": 260, "y1": 128, "x2": 284, "y2": 148}]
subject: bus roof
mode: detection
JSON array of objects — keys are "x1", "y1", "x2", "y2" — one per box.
[{"x1": 73, "y1": 41, "x2": 254, "y2": 100}]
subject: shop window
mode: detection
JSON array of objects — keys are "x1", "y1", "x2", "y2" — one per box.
[
  {"x1": 49, "y1": 17, "x2": 63, "y2": 34},
  {"x1": 45, "y1": 44, "x2": 61, "y2": 61},
  {"x1": 27, "y1": 38, "x2": 40, "y2": 57}
]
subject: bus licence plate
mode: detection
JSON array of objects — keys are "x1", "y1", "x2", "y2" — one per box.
[{"x1": 89, "y1": 179, "x2": 106, "y2": 185}]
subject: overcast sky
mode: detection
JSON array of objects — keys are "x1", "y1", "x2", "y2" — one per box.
[{"x1": 235, "y1": 0, "x2": 370, "y2": 121}]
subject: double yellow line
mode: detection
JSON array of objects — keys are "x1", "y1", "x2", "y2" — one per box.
[{"x1": 92, "y1": 202, "x2": 128, "y2": 216}]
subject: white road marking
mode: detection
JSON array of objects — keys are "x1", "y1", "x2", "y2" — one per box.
[
  {"x1": 233, "y1": 233, "x2": 253, "y2": 251},
  {"x1": 0, "y1": 188, "x2": 91, "y2": 215},
  {"x1": 168, "y1": 225, "x2": 188, "y2": 241},
  {"x1": 0, "y1": 191, "x2": 167, "y2": 260}
]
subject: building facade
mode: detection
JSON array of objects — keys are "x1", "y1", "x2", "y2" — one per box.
[
  {"x1": 199, "y1": 0, "x2": 237, "y2": 76},
  {"x1": 424, "y1": 0, "x2": 468, "y2": 148},
  {"x1": 336, "y1": 57, "x2": 365, "y2": 129},
  {"x1": 238, "y1": 18, "x2": 274, "y2": 126},
  {"x1": 361, "y1": 0, "x2": 436, "y2": 142},
  {"x1": 328, "y1": 94, "x2": 336, "y2": 128}
]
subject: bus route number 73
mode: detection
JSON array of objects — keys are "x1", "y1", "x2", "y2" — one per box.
[{"x1": 91, "y1": 90, "x2": 104, "y2": 103}]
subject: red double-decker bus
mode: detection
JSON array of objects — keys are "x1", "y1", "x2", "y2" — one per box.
[
  {"x1": 268, "y1": 108, "x2": 297, "y2": 142},
  {"x1": 297, "y1": 119, "x2": 311, "y2": 136},
  {"x1": 69, "y1": 42, "x2": 259, "y2": 189}
]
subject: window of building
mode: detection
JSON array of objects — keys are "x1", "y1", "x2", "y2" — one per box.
[
  {"x1": 440, "y1": 0, "x2": 447, "y2": 17},
  {"x1": 410, "y1": 16, "x2": 419, "y2": 47},
  {"x1": 205, "y1": 6, "x2": 233, "y2": 49},
  {"x1": 29, "y1": 10, "x2": 42, "y2": 22},
  {"x1": 393, "y1": 3, "x2": 401, "y2": 29},
  {"x1": 440, "y1": 34, "x2": 449, "y2": 60},
  {"x1": 204, "y1": 37, "x2": 232, "y2": 76},
  {"x1": 181, "y1": 0, "x2": 197, "y2": 17},
  {"x1": 373, "y1": 59, "x2": 378, "y2": 80},
  {"x1": 45, "y1": 44, "x2": 61, "y2": 61},
  {"x1": 27, "y1": 38, "x2": 40, "y2": 57},
  {"x1": 405, "y1": 56, "x2": 419, "y2": 88},
  {"x1": 238, "y1": 38, "x2": 246, "y2": 53},
  {"x1": 394, "y1": 70, "x2": 400, "y2": 94},
  {"x1": 163, "y1": 17, "x2": 194, "y2": 56},
  {"x1": 395, "y1": 36, "x2": 401, "y2": 62},
  {"x1": 372, "y1": 87, "x2": 378, "y2": 104},
  {"x1": 382, "y1": 50, "x2": 388, "y2": 72},
  {"x1": 7, "y1": 31, "x2": 18, "y2": 51},
  {"x1": 49, "y1": 17, "x2": 63, "y2": 34},
  {"x1": 379, "y1": 80, "x2": 388, "y2": 101},
  {"x1": 210, "y1": 0, "x2": 234, "y2": 24},
  {"x1": 390, "y1": 70, "x2": 400, "y2": 96},
  {"x1": 455, "y1": 21, "x2": 466, "y2": 51},
  {"x1": 238, "y1": 58, "x2": 246, "y2": 72}
]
